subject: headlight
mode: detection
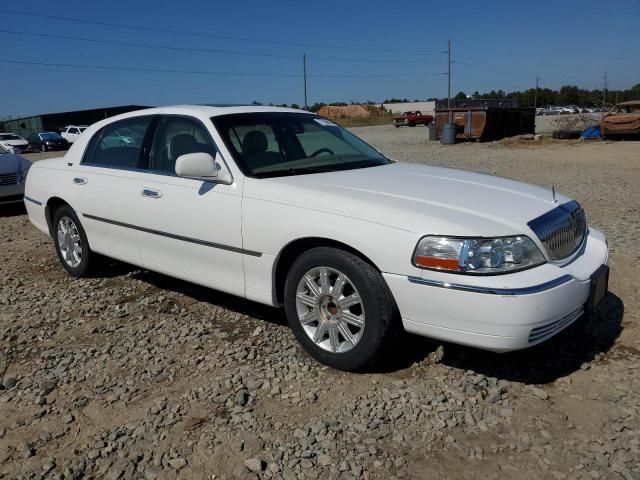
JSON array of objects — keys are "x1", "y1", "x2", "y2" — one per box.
[{"x1": 413, "y1": 235, "x2": 545, "y2": 275}]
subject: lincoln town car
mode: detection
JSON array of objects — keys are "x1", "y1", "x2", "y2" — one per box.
[{"x1": 24, "y1": 106, "x2": 609, "y2": 370}]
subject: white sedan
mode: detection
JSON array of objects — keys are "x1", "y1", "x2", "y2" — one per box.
[{"x1": 24, "y1": 106, "x2": 609, "y2": 370}]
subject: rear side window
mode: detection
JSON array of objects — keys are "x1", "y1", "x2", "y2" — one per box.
[{"x1": 83, "y1": 117, "x2": 152, "y2": 169}]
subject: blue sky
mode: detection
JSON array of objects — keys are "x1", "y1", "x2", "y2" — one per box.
[{"x1": 1, "y1": 0, "x2": 638, "y2": 117}]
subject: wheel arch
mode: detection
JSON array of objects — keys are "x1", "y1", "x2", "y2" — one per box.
[
  {"x1": 272, "y1": 236, "x2": 381, "y2": 305},
  {"x1": 44, "y1": 196, "x2": 72, "y2": 236}
]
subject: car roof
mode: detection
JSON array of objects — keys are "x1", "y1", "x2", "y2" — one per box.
[
  {"x1": 79, "y1": 105, "x2": 316, "y2": 138},
  {"x1": 117, "y1": 104, "x2": 312, "y2": 120}
]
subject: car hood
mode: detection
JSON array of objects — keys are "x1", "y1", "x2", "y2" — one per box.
[
  {"x1": 0, "y1": 153, "x2": 31, "y2": 175},
  {"x1": 248, "y1": 162, "x2": 569, "y2": 237},
  {"x1": 1, "y1": 139, "x2": 28, "y2": 146}
]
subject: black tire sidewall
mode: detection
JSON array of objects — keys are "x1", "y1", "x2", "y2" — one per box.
[
  {"x1": 52, "y1": 205, "x2": 92, "y2": 277},
  {"x1": 284, "y1": 247, "x2": 394, "y2": 371}
]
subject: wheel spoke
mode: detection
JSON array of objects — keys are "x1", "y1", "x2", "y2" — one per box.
[
  {"x1": 319, "y1": 268, "x2": 331, "y2": 294},
  {"x1": 296, "y1": 292, "x2": 317, "y2": 308},
  {"x1": 342, "y1": 311, "x2": 364, "y2": 328},
  {"x1": 338, "y1": 322, "x2": 356, "y2": 345},
  {"x1": 313, "y1": 322, "x2": 328, "y2": 344},
  {"x1": 295, "y1": 265, "x2": 365, "y2": 354},
  {"x1": 328, "y1": 326, "x2": 340, "y2": 352},
  {"x1": 299, "y1": 309, "x2": 320, "y2": 325},
  {"x1": 303, "y1": 274, "x2": 321, "y2": 299},
  {"x1": 339, "y1": 293, "x2": 361, "y2": 309},
  {"x1": 332, "y1": 273, "x2": 346, "y2": 297}
]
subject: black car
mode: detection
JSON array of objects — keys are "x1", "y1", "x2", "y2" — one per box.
[{"x1": 27, "y1": 132, "x2": 70, "y2": 152}]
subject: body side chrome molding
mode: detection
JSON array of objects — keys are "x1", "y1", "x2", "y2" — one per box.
[
  {"x1": 82, "y1": 213, "x2": 262, "y2": 257},
  {"x1": 407, "y1": 274, "x2": 573, "y2": 295},
  {"x1": 24, "y1": 196, "x2": 43, "y2": 206}
]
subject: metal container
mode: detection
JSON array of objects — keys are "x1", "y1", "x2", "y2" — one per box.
[
  {"x1": 440, "y1": 123, "x2": 457, "y2": 145},
  {"x1": 435, "y1": 106, "x2": 535, "y2": 142},
  {"x1": 427, "y1": 123, "x2": 438, "y2": 141}
]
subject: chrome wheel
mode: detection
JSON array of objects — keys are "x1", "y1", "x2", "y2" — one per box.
[
  {"x1": 295, "y1": 266, "x2": 365, "y2": 353},
  {"x1": 57, "y1": 216, "x2": 82, "y2": 268}
]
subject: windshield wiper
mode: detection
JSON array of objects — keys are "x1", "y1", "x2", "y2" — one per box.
[{"x1": 253, "y1": 166, "x2": 337, "y2": 178}]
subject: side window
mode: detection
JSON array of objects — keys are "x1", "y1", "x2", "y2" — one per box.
[
  {"x1": 83, "y1": 116, "x2": 152, "y2": 169},
  {"x1": 148, "y1": 116, "x2": 215, "y2": 174},
  {"x1": 69, "y1": 128, "x2": 79, "y2": 135}
]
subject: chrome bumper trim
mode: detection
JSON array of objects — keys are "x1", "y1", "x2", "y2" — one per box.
[{"x1": 407, "y1": 274, "x2": 573, "y2": 296}]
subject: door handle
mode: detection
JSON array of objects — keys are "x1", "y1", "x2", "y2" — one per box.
[
  {"x1": 141, "y1": 188, "x2": 163, "y2": 199},
  {"x1": 73, "y1": 177, "x2": 87, "y2": 185}
]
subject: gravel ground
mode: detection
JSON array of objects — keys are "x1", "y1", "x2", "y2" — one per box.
[{"x1": 1, "y1": 128, "x2": 639, "y2": 480}]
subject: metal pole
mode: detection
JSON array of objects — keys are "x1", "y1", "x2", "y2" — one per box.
[
  {"x1": 534, "y1": 76, "x2": 539, "y2": 109},
  {"x1": 602, "y1": 71, "x2": 607, "y2": 108},
  {"x1": 447, "y1": 39, "x2": 451, "y2": 122},
  {"x1": 303, "y1": 53, "x2": 308, "y2": 109}
]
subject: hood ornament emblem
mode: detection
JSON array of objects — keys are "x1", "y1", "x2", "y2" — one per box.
[{"x1": 552, "y1": 184, "x2": 558, "y2": 203}]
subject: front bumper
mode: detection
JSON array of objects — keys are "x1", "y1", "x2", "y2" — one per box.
[{"x1": 384, "y1": 228, "x2": 609, "y2": 352}]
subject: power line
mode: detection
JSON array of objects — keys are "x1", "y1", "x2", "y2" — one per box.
[
  {"x1": 0, "y1": 9, "x2": 443, "y2": 54},
  {"x1": 454, "y1": 55, "x2": 603, "y2": 82},
  {"x1": 0, "y1": 59, "x2": 443, "y2": 78},
  {"x1": 0, "y1": 29, "x2": 442, "y2": 65}
]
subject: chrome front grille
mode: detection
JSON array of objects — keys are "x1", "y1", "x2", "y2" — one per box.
[
  {"x1": 528, "y1": 200, "x2": 587, "y2": 261},
  {"x1": 0, "y1": 173, "x2": 18, "y2": 185}
]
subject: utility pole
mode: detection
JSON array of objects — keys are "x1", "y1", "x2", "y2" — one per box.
[
  {"x1": 447, "y1": 39, "x2": 451, "y2": 122},
  {"x1": 534, "y1": 75, "x2": 539, "y2": 109},
  {"x1": 602, "y1": 71, "x2": 607, "y2": 108},
  {"x1": 303, "y1": 53, "x2": 308, "y2": 109}
]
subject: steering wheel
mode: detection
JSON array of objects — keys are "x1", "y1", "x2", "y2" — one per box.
[{"x1": 310, "y1": 147, "x2": 334, "y2": 157}]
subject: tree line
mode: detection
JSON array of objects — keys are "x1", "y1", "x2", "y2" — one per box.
[{"x1": 455, "y1": 83, "x2": 640, "y2": 107}]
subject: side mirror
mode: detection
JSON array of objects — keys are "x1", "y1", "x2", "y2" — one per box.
[{"x1": 175, "y1": 152, "x2": 233, "y2": 184}]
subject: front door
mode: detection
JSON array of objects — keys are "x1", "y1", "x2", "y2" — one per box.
[{"x1": 135, "y1": 115, "x2": 245, "y2": 297}]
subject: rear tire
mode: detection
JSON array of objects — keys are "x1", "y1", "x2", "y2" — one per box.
[
  {"x1": 284, "y1": 247, "x2": 399, "y2": 371},
  {"x1": 52, "y1": 205, "x2": 94, "y2": 277}
]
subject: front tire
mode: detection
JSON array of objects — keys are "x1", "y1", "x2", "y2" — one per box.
[
  {"x1": 284, "y1": 247, "x2": 399, "y2": 371},
  {"x1": 41, "y1": 143, "x2": 47, "y2": 152},
  {"x1": 52, "y1": 205, "x2": 94, "y2": 277}
]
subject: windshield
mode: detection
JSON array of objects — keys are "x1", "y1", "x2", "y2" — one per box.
[
  {"x1": 40, "y1": 132, "x2": 63, "y2": 140},
  {"x1": 212, "y1": 113, "x2": 390, "y2": 178},
  {"x1": 0, "y1": 144, "x2": 8, "y2": 153},
  {"x1": 0, "y1": 134, "x2": 23, "y2": 141}
]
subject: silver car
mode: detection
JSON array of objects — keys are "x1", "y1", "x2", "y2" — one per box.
[{"x1": 0, "y1": 143, "x2": 32, "y2": 205}]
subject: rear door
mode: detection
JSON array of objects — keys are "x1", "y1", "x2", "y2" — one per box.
[
  {"x1": 73, "y1": 115, "x2": 156, "y2": 265},
  {"x1": 134, "y1": 115, "x2": 245, "y2": 296}
]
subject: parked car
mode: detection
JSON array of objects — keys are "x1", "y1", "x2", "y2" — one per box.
[
  {"x1": 61, "y1": 125, "x2": 89, "y2": 143},
  {"x1": 0, "y1": 143, "x2": 32, "y2": 205},
  {"x1": 24, "y1": 106, "x2": 609, "y2": 370},
  {"x1": 393, "y1": 111, "x2": 433, "y2": 127},
  {"x1": 0, "y1": 132, "x2": 29, "y2": 152},
  {"x1": 600, "y1": 100, "x2": 640, "y2": 138},
  {"x1": 27, "y1": 132, "x2": 70, "y2": 152}
]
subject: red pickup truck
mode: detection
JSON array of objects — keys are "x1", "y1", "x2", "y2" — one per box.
[{"x1": 393, "y1": 110, "x2": 434, "y2": 128}]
